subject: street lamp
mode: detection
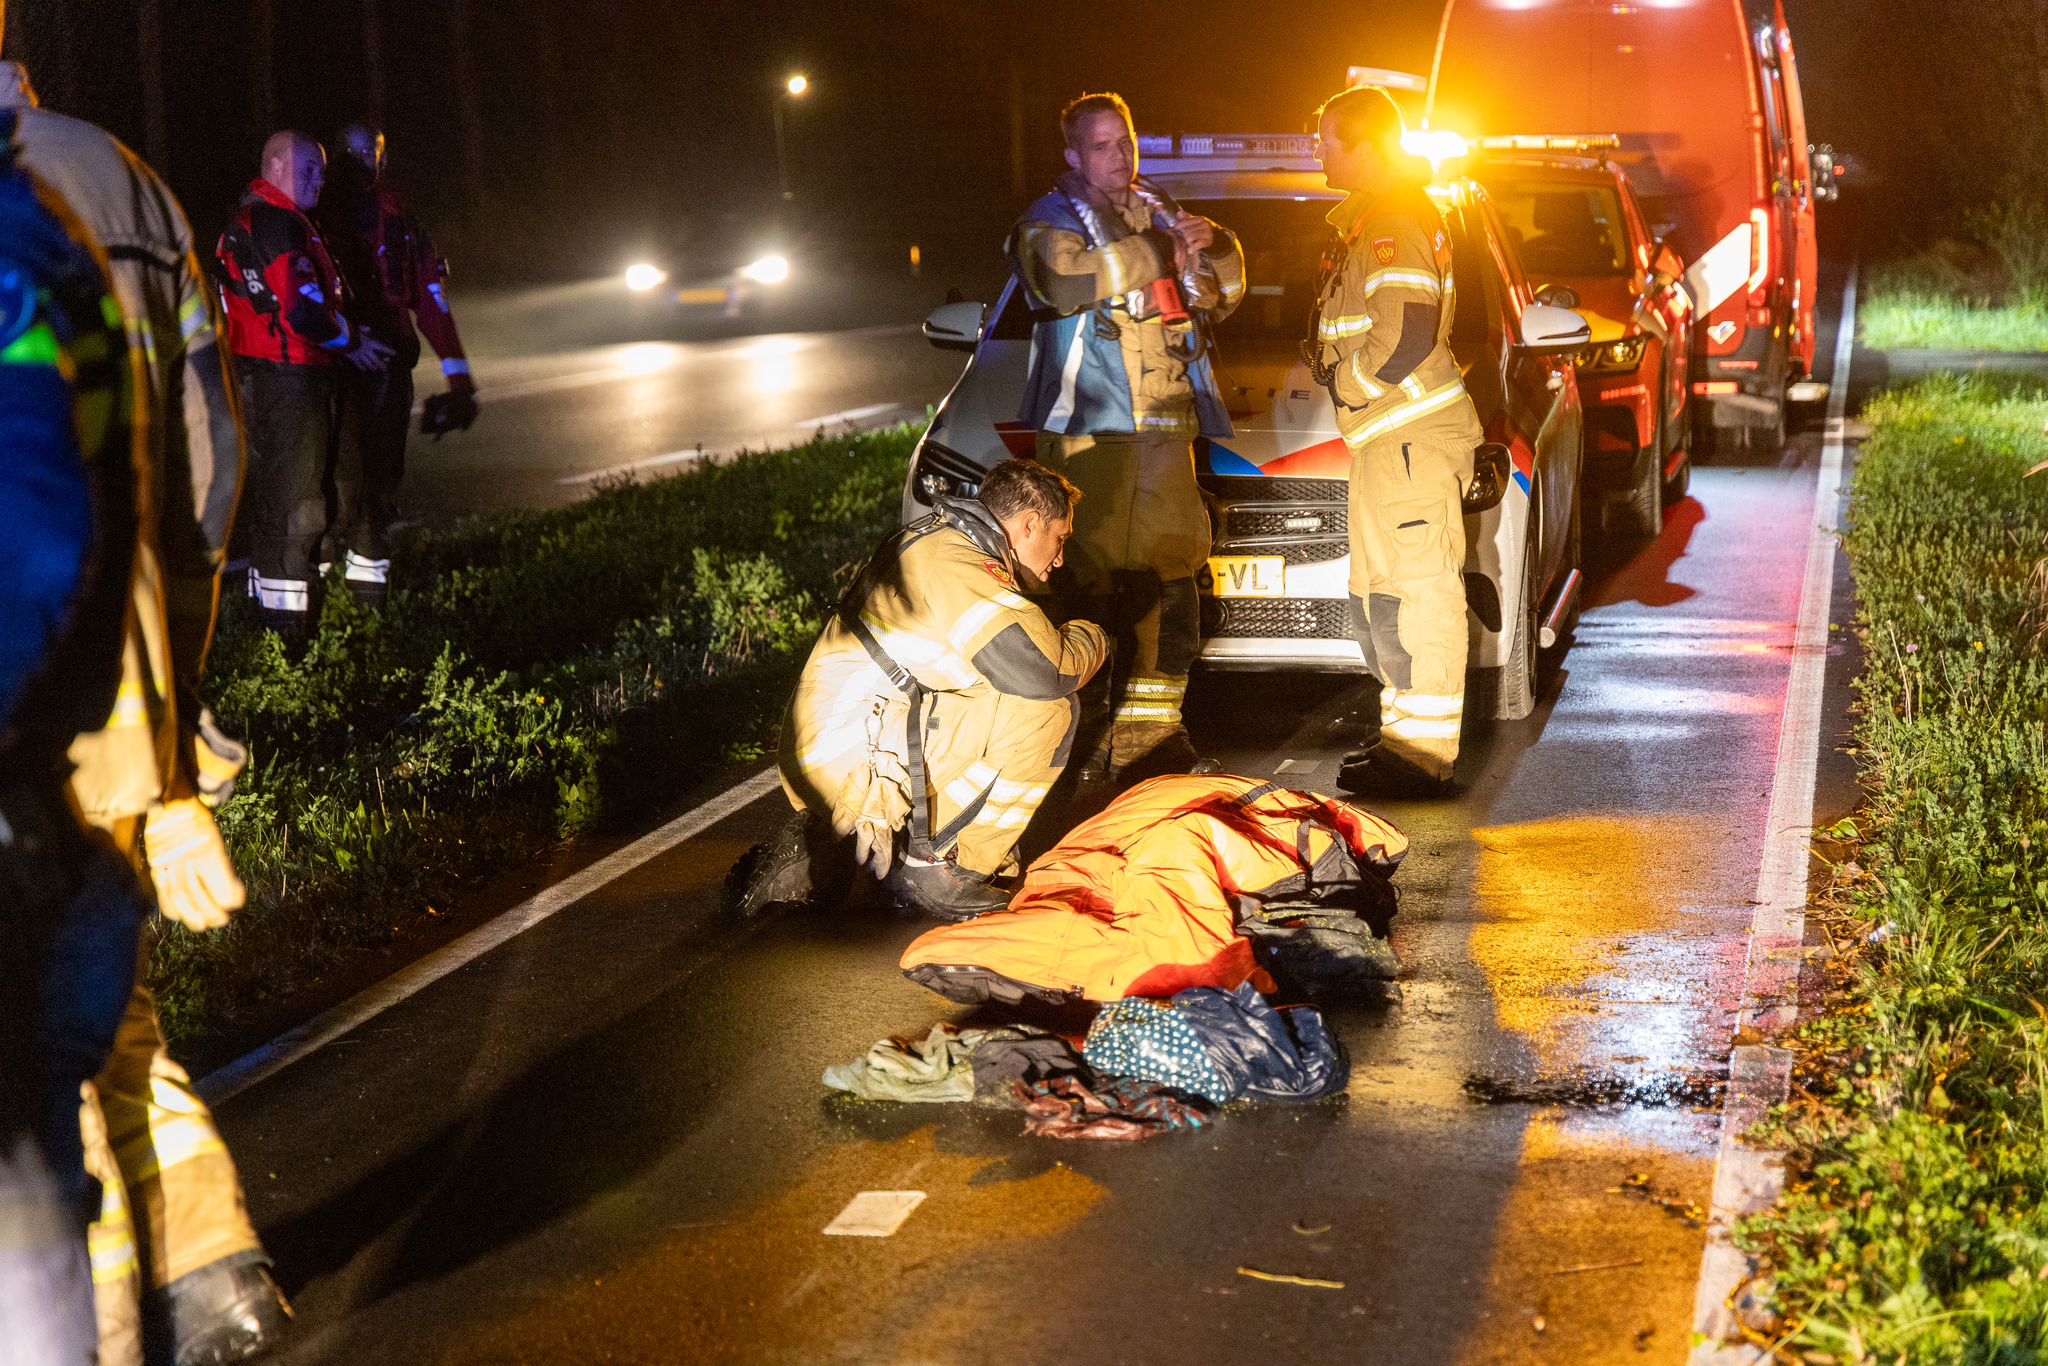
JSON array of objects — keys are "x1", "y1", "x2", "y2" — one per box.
[{"x1": 774, "y1": 72, "x2": 810, "y2": 202}]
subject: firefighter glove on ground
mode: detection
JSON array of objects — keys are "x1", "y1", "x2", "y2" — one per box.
[{"x1": 143, "y1": 799, "x2": 244, "y2": 930}]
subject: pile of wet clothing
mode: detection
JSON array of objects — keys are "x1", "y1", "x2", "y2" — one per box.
[
  {"x1": 823, "y1": 774, "x2": 1405, "y2": 1139},
  {"x1": 822, "y1": 982, "x2": 1346, "y2": 1141}
]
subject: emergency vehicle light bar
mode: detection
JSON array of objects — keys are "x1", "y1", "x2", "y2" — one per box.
[
  {"x1": 1138, "y1": 133, "x2": 1318, "y2": 159},
  {"x1": 1475, "y1": 134, "x2": 1623, "y2": 155}
]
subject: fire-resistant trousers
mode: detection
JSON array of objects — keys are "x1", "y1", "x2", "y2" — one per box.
[
  {"x1": 82, "y1": 820, "x2": 264, "y2": 1366},
  {"x1": 237, "y1": 361, "x2": 336, "y2": 629},
  {"x1": 1345, "y1": 423, "x2": 1477, "y2": 781},
  {"x1": 325, "y1": 362, "x2": 414, "y2": 600},
  {"x1": 1037, "y1": 432, "x2": 1210, "y2": 734},
  {"x1": 784, "y1": 688, "x2": 1078, "y2": 881}
]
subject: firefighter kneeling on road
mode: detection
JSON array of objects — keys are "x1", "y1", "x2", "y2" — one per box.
[
  {"x1": 1306, "y1": 86, "x2": 1485, "y2": 793},
  {"x1": 747, "y1": 459, "x2": 1108, "y2": 922},
  {"x1": 1012, "y1": 92, "x2": 1245, "y2": 783}
]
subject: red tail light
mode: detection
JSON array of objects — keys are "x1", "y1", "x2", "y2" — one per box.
[{"x1": 1746, "y1": 207, "x2": 1771, "y2": 296}]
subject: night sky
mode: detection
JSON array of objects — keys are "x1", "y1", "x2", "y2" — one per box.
[{"x1": 1, "y1": 2, "x2": 1980, "y2": 290}]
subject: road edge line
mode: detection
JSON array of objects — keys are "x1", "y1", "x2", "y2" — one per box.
[
  {"x1": 1688, "y1": 261, "x2": 1859, "y2": 1363},
  {"x1": 196, "y1": 768, "x2": 784, "y2": 1106}
]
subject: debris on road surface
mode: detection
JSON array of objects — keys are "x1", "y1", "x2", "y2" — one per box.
[
  {"x1": 822, "y1": 1190, "x2": 927, "y2": 1237},
  {"x1": 1546, "y1": 1257, "x2": 1646, "y2": 1276},
  {"x1": 1083, "y1": 983, "x2": 1347, "y2": 1104},
  {"x1": 1292, "y1": 1221, "x2": 1333, "y2": 1237},
  {"x1": 1613, "y1": 1172, "x2": 1707, "y2": 1228},
  {"x1": 1015, "y1": 1076, "x2": 1214, "y2": 1142},
  {"x1": 1236, "y1": 1266, "x2": 1346, "y2": 1290},
  {"x1": 822, "y1": 1023, "x2": 1078, "y2": 1103}
]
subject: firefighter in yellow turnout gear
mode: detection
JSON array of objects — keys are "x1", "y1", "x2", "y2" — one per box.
[
  {"x1": 1010, "y1": 92, "x2": 1244, "y2": 780},
  {"x1": 1307, "y1": 87, "x2": 1485, "y2": 790},
  {"x1": 0, "y1": 56, "x2": 289, "y2": 1365},
  {"x1": 776, "y1": 459, "x2": 1108, "y2": 921}
]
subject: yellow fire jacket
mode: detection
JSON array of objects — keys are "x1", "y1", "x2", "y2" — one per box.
[
  {"x1": 1310, "y1": 181, "x2": 1475, "y2": 447},
  {"x1": 3, "y1": 66, "x2": 247, "y2": 821},
  {"x1": 780, "y1": 497, "x2": 1109, "y2": 846},
  {"x1": 1012, "y1": 175, "x2": 1246, "y2": 437}
]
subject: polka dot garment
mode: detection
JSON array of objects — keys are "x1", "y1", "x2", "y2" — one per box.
[{"x1": 1082, "y1": 998, "x2": 1231, "y2": 1103}]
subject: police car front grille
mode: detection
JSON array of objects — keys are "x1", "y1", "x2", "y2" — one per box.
[
  {"x1": 1224, "y1": 505, "x2": 1348, "y2": 540},
  {"x1": 1202, "y1": 476, "x2": 1349, "y2": 504},
  {"x1": 1202, "y1": 597, "x2": 1352, "y2": 640}
]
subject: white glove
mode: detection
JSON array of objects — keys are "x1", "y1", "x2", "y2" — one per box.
[{"x1": 143, "y1": 798, "x2": 246, "y2": 931}]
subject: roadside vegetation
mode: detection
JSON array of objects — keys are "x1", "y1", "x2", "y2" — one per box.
[
  {"x1": 1738, "y1": 374, "x2": 2048, "y2": 1360},
  {"x1": 1859, "y1": 200, "x2": 2048, "y2": 352},
  {"x1": 158, "y1": 427, "x2": 917, "y2": 1049}
]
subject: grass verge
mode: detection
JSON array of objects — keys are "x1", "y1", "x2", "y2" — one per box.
[
  {"x1": 157, "y1": 427, "x2": 916, "y2": 1050},
  {"x1": 1736, "y1": 374, "x2": 2048, "y2": 1360},
  {"x1": 1861, "y1": 202, "x2": 2048, "y2": 352}
]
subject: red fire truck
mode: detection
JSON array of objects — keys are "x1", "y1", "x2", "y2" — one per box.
[{"x1": 1425, "y1": 0, "x2": 1824, "y2": 452}]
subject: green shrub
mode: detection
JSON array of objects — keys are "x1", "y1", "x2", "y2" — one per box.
[
  {"x1": 154, "y1": 428, "x2": 917, "y2": 1048},
  {"x1": 1739, "y1": 376, "x2": 2048, "y2": 1360}
]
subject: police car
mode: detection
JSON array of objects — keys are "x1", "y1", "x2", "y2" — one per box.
[{"x1": 904, "y1": 133, "x2": 1590, "y2": 721}]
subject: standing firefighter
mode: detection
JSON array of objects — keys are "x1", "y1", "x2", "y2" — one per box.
[
  {"x1": 0, "y1": 108, "x2": 145, "y2": 1366},
  {"x1": 1011, "y1": 92, "x2": 1244, "y2": 781},
  {"x1": 1306, "y1": 86, "x2": 1484, "y2": 791},
  {"x1": 317, "y1": 121, "x2": 478, "y2": 604},
  {"x1": 0, "y1": 55, "x2": 294, "y2": 1366},
  {"x1": 215, "y1": 131, "x2": 391, "y2": 635},
  {"x1": 766, "y1": 459, "x2": 1108, "y2": 921}
]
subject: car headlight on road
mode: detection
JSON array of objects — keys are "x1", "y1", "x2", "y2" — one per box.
[
  {"x1": 741, "y1": 255, "x2": 791, "y2": 285},
  {"x1": 1573, "y1": 334, "x2": 1649, "y2": 373},
  {"x1": 624, "y1": 263, "x2": 668, "y2": 293}
]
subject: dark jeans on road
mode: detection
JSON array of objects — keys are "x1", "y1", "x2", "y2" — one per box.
[
  {"x1": 326, "y1": 362, "x2": 414, "y2": 595},
  {"x1": 0, "y1": 797, "x2": 146, "y2": 1360},
  {"x1": 237, "y1": 360, "x2": 337, "y2": 629}
]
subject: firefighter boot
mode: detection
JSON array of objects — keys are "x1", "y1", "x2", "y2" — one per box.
[
  {"x1": 731, "y1": 809, "x2": 821, "y2": 915},
  {"x1": 143, "y1": 1253, "x2": 292, "y2": 1366},
  {"x1": 886, "y1": 857, "x2": 1010, "y2": 922}
]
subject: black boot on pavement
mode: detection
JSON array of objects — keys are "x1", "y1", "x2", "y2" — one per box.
[
  {"x1": 1111, "y1": 722, "x2": 1219, "y2": 788},
  {"x1": 1337, "y1": 744, "x2": 1455, "y2": 798},
  {"x1": 145, "y1": 1254, "x2": 292, "y2": 1366},
  {"x1": 887, "y1": 857, "x2": 1011, "y2": 921},
  {"x1": 730, "y1": 809, "x2": 819, "y2": 915}
]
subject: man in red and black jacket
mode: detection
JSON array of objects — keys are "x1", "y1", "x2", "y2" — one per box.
[
  {"x1": 317, "y1": 122, "x2": 478, "y2": 603},
  {"x1": 214, "y1": 130, "x2": 390, "y2": 633}
]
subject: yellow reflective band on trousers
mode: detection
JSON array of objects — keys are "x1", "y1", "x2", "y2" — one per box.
[
  {"x1": 1113, "y1": 674, "x2": 1186, "y2": 725},
  {"x1": 91, "y1": 978, "x2": 263, "y2": 1292}
]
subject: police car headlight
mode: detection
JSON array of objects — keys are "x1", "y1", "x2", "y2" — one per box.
[
  {"x1": 910, "y1": 440, "x2": 986, "y2": 505},
  {"x1": 624, "y1": 263, "x2": 668, "y2": 293},
  {"x1": 741, "y1": 254, "x2": 791, "y2": 285},
  {"x1": 1574, "y1": 334, "x2": 1649, "y2": 373}
]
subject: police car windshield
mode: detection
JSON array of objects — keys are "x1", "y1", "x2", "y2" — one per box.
[
  {"x1": 1182, "y1": 197, "x2": 1333, "y2": 343},
  {"x1": 1479, "y1": 181, "x2": 1630, "y2": 278}
]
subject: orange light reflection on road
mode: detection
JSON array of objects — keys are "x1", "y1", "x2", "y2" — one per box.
[{"x1": 1468, "y1": 814, "x2": 1726, "y2": 1085}]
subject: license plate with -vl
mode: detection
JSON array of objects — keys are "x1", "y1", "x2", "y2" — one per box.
[{"x1": 1207, "y1": 555, "x2": 1285, "y2": 598}]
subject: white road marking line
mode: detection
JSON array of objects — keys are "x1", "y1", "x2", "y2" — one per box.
[
  {"x1": 822, "y1": 1191, "x2": 927, "y2": 1237},
  {"x1": 197, "y1": 768, "x2": 785, "y2": 1106},
  {"x1": 1690, "y1": 262, "x2": 1858, "y2": 1364},
  {"x1": 795, "y1": 402, "x2": 910, "y2": 430},
  {"x1": 557, "y1": 446, "x2": 717, "y2": 486}
]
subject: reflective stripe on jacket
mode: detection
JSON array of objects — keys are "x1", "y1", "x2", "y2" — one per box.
[
  {"x1": 1312, "y1": 182, "x2": 1473, "y2": 446},
  {"x1": 214, "y1": 179, "x2": 355, "y2": 367},
  {"x1": 1010, "y1": 176, "x2": 1243, "y2": 439},
  {"x1": 318, "y1": 178, "x2": 467, "y2": 374}
]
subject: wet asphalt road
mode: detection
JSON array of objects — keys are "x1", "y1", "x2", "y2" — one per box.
[
  {"x1": 395, "y1": 307, "x2": 966, "y2": 522},
  {"x1": 215, "y1": 260, "x2": 1864, "y2": 1363}
]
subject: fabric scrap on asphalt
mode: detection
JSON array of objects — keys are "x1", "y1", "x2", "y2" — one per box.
[
  {"x1": 968, "y1": 1032, "x2": 1090, "y2": 1099},
  {"x1": 1084, "y1": 982, "x2": 1347, "y2": 1103},
  {"x1": 1011, "y1": 1075, "x2": 1213, "y2": 1141},
  {"x1": 823, "y1": 1023, "x2": 1044, "y2": 1102}
]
